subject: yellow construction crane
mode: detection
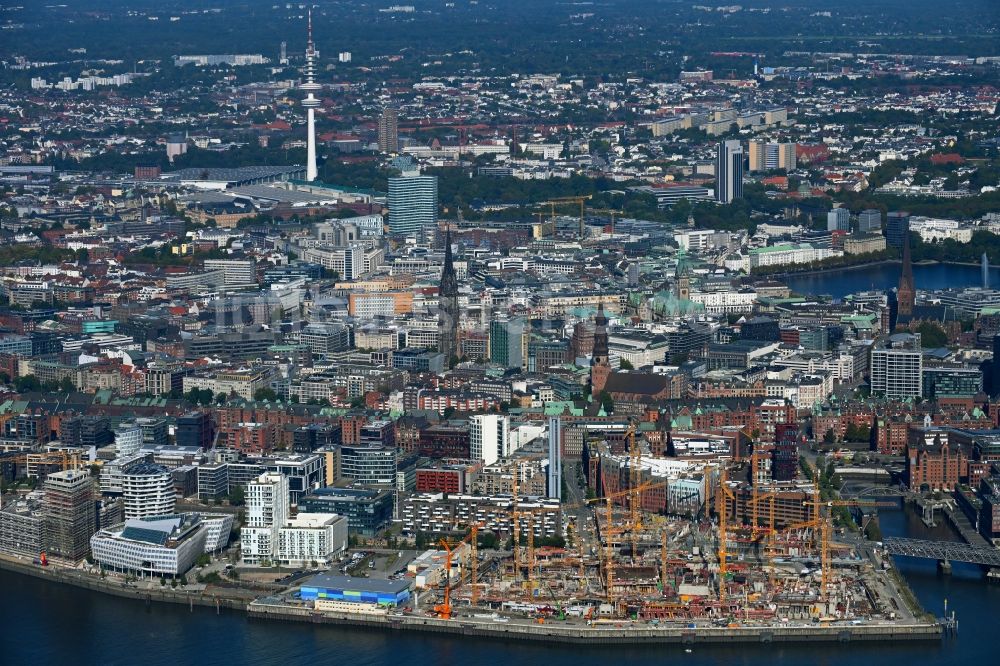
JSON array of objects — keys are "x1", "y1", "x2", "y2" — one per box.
[
  {"x1": 11, "y1": 449, "x2": 85, "y2": 478},
  {"x1": 510, "y1": 459, "x2": 522, "y2": 581},
  {"x1": 587, "y1": 207, "x2": 624, "y2": 236},
  {"x1": 585, "y1": 479, "x2": 669, "y2": 604},
  {"x1": 540, "y1": 195, "x2": 592, "y2": 236},
  {"x1": 469, "y1": 524, "x2": 480, "y2": 606},
  {"x1": 627, "y1": 424, "x2": 643, "y2": 560},
  {"x1": 784, "y1": 480, "x2": 895, "y2": 601},
  {"x1": 660, "y1": 528, "x2": 669, "y2": 591},
  {"x1": 715, "y1": 466, "x2": 736, "y2": 603}
]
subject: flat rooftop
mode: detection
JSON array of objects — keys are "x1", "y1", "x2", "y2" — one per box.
[{"x1": 302, "y1": 573, "x2": 411, "y2": 594}]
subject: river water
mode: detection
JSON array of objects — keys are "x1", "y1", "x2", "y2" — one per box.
[
  {"x1": 782, "y1": 263, "x2": 997, "y2": 300},
  {"x1": 0, "y1": 504, "x2": 993, "y2": 666}
]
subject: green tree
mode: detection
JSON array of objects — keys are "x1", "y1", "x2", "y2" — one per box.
[
  {"x1": 59, "y1": 376, "x2": 76, "y2": 393},
  {"x1": 185, "y1": 388, "x2": 213, "y2": 405},
  {"x1": 253, "y1": 387, "x2": 278, "y2": 401},
  {"x1": 14, "y1": 375, "x2": 40, "y2": 393},
  {"x1": 915, "y1": 322, "x2": 949, "y2": 348},
  {"x1": 227, "y1": 485, "x2": 245, "y2": 506},
  {"x1": 618, "y1": 358, "x2": 634, "y2": 370}
]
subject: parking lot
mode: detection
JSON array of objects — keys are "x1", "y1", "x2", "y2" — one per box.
[{"x1": 336, "y1": 549, "x2": 421, "y2": 580}]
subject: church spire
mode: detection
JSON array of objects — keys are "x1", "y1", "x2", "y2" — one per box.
[
  {"x1": 897, "y1": 227, "x2": 915, "y2": 318},
  {"x1": 591, "y1": 302, "x2": 611, "y2": 395},
  {"x1": 438, "y1": 226, "x2": 459, "y2": 368},
  {"x1": 443, "y1": 226, "x2": 454, "y2": 273}
]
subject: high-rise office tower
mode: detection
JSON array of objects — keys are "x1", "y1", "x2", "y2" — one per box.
[
  {"x1": 300, "y1": 11, "x2": 320, "y2": 182},
  {"x1": 871, "y1": 334, "x2": 922, "y2": 400},
  {"x1": 387, "y1": 175, "x2": 438, "y2": 235},
  {"x1": 772, "y1": 424, "x2": 800, "y2": 481},
  {"x1": 489, "y1": 317, "x2": 527, "y2": 370},
  {"x1": 748, "y1": 141, "x2": 796, "y2": 172},
  {"x1": 547, "y1": 416, "x2": 562, "y2": 500},
  {"x1": 377, "y1": 107, "x2": 399, "y2": 153},
  {"x1": 858, "y1": 209, "x2": 882, "y2": 234},
  {"x1": 827, "y1": 206, "x2": 850, "y2": 232},
  {"x1": 885, "y1": 211, "x2": 910, "y2": 249},
  {"x1": 438, "y1": 228, "x2": 459, "y2": 365},
  {"x1": 715, "y1": 140, "x2": 744, "y2": 203},
  {"x1": 43, "y1": 469, "x2": 96, "y2": 563},
  {"x1": 176, "y1": 411, "x2": 213, "y2": 449}
]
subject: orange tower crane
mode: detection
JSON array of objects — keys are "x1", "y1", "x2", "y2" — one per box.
[
  {"x1": 433, "y1": 538, "x2": 458, "y2": 620},
  {"x1": 434, "y1": 528, "x2": 478, "y2": 619}
]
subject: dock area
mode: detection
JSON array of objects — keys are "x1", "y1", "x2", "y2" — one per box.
[
  {"x1": 246, "y1": 598, "x2": 942, "y2": 645},
  {"x1": 0, "y1": 552, "x2": 942, "y2": 646}
]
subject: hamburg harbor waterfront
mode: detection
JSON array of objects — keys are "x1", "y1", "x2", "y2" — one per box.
[
  {"x1": 0, "y1": 504, "x2": 990, "y2": 666},
  {"x1": 2, "y1": 2, "x2": 1000, "y2": 664}
]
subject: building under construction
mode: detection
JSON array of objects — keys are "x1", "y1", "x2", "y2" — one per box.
[{"x1": 416, "y1": 432, "x2": 901, "y2": 627}]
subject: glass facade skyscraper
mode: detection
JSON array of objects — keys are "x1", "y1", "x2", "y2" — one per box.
[
  {"x1": 387, "y1": 175, "x2": 438, "y2": 235},
  {"x1": 715, "y1": 140, "x2": 744, "y2": 203}
]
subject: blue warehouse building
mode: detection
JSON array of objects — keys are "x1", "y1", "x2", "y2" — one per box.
[{"x1": 300, "y1": 573, "x2": 412, "y2": 607}]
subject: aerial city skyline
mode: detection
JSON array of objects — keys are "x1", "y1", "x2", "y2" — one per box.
[{"x1": 0, "y1": 1, "x2": 999, "y2": 663}]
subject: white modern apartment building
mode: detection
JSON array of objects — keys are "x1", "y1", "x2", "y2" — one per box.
[
  {"x1": 201, "y1": 514, "x2": 235, "y2": 552},
  {"x1": 241, "y1": 472, "x2": 289, "y2": 565},
  {"x1": 469, "y1": 414, "x2": 510, "y2": 466},
  {"x1": 114, "y1": 422, "x2": 143, "y2": 457},
  {"x1": 276, "y1": 513, "x2": 348, "y2": 566},
  {"x1": 122, "y1": 463, "x2": 176, "y2": 519}
]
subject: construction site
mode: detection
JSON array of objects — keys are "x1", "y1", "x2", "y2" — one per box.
[{"x1": 409, "y1": 430, "x2": 915, "y2": 632}]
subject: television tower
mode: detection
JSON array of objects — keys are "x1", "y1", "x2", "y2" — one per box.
[{"x1": 301, "y1": 10, "x2": 320, "y2": 181}]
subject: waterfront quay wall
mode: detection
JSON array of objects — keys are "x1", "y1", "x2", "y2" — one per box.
[
  {"x1": 0, "y1": 556, "x2": 943, "y2": 646},
  {"x1": 0, "y1": 557, "x2": 247, "y2": 611},
  {"x1": 247, "y1": 602, "x2": 943, "y2": 646}
]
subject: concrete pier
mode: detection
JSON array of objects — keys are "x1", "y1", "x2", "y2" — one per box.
[{"x1": 246, "y1": 601, "x2": 943, "y2": 646}]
